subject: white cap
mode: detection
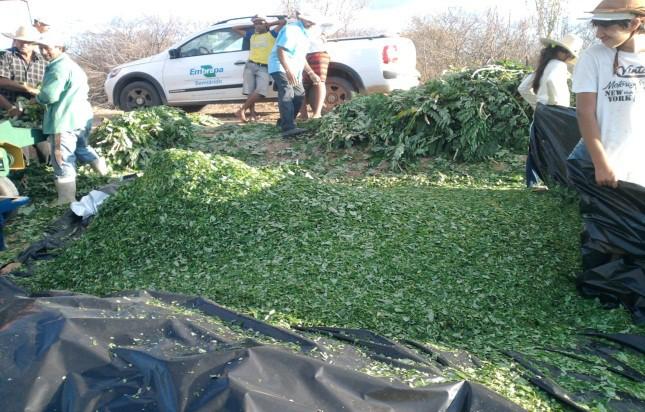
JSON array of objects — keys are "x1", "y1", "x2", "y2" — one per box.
[{"x1": 35, "y1": 31, "x2": 68, "y2": 48}]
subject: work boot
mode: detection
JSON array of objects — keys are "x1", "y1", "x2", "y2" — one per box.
[
  {"x1": 90, "y1": 158, "x2": 108, "y2": 176},
  {"x1": 54, "y1": 177, "x2": 76, "y2": 205}
]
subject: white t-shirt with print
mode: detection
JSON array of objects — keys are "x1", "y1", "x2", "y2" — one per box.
[{"x1": 573, "y1": 44, "x2": 645, "y2": 187}]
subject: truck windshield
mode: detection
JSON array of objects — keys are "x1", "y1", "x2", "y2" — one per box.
[{"x1": 0, "y1": 1, "x2": 32, "y2": 49}]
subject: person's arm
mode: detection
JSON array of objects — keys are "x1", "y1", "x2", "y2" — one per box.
[
  {"x1": 0, "y1": 94, "x2": 21, "y2": 116},
  {"x1": 277, "y1": 47, "x2": 297, "y2": 86},
  {"x1": 36, "y1": 69, "x2": 66, "y2": 106},
  {"x1": 0, "y1": 77, "x2": 39, "y2": 95},
  {"x1": 268, "y1": 18, "x2": 287, "y2": 32},
  {"x1": 517, "y1": 74, "x2": 537, "y2": 109},
  {"x1": 576, "y1": 92, "x2": 617, "y2": 188},
  {"x1": 231, "y1": 25, "x2": 252, "y2": 37}
]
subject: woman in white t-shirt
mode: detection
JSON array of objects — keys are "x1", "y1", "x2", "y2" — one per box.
[
  {"x1": 518, "y1": 33, "x2": 582, "y2": 188},
  {"x1": 570, "y1": 0, "x2": 645, "y2": 189}
]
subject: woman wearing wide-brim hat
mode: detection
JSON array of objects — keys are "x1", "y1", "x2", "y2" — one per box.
[
  {"x1": 518, "y1": 33, "x2": 582, "y2": 189},
  {"x1": 569, "y1": 0, "x2": 645, "y2": 189}
]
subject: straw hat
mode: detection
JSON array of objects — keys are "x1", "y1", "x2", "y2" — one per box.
[
  {"x1": 587, "y1": 0, "x2": 645, "y2": 20},
  {"x1": 539, "y1": 33, "x2": 584, "y2": 58},
  {"x1": 2, "y1": 25, "x2": 40, "y2": 43},
  {"x1": 296, "y1": 8, "x2": 324, "y2": 24},
  {"x1": 34, "y1": 31, "x2": 68, "y2": 48}
]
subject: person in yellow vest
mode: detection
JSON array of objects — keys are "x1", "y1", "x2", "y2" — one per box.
[{"x1": 232, "y1": 15, "x2": 286, "y2": 122}]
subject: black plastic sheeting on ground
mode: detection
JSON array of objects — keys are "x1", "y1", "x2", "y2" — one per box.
[
  {"x1": 529, "y1": 104, "x2": 581, "y2": 187},
  {"x1": 0, "y1": 278, "x2": 524, "y2": 412},
  {"x1": 504, "y1": 339, "x2": 645, "y2": 412},
  {"x1": 568, "y1": 158, "x2": 645, "y2": 324},
  {"x1": 531, "y1": 104, "x2": 645, "y2": 324}
]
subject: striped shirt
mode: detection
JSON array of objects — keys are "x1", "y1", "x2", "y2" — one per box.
[{"x1": 0, "y1": 48, "x2": 47, "y2": 102}]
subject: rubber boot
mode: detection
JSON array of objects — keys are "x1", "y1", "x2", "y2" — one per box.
[
  {"x1": 54, "y1": 177, "x2": 76, "y2": 205},
  {"x1": 36, "y1": 141, "x2": 51, "y2": 165},
  {"x1": 90, "y1": 158, "x2": 108, "y2": 176}
]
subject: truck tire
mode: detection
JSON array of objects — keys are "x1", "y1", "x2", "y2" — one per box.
[
  {"x1": 119, "y1": 81, "x2": 162, "y2": 111},
  {"x1": 324, "y1": 76, "x2": 357, "y2": 111},
  {"x1": 0, "y1": 177, "x2": 18, "y2": 197}
]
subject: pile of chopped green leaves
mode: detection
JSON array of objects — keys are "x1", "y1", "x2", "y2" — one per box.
[
  {"x1": 21, "y1": 148, "x2": 645, "y2": 410},
  {"x1": 318, "y1": 62, "x2": 532, "y2": 168},
  {"x1": 0, "y1": 96, "x2": 44, "y2": 128},
  {"x1": 90, "y1": 106, "x2": 221, "y2": 170}
]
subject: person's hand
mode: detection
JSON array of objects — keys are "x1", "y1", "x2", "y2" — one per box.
[
  {"x1": 25, "y1": 86, "x2": 40, "y2": 96},
  {"x1": 285, "y1": 69, "x2": 298, "y2": 86},
  {"x1": 309, "y1": 73, "x2": 321, "y2": 85},
  {"x1": 8, "y1": 106, "x2": 22, "y2": 118},
  {"x1": 595, "y1": 163, "x2": 618, "y2": 188}
]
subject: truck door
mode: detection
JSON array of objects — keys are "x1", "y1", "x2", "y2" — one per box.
[{"x1": 162, "y1": 28, "x2": 248, "y2": 104}]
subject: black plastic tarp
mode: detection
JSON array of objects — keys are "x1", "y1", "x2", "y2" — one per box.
[
  {"x1": 0, "y1": 278, "x2": 524, "y2": 412},
  {"x1": 529, "y1": 103, "x2": 581, "y2": 187},
  {"x1": 531, "y1": 104, "x2": 645, "y2": 324}
]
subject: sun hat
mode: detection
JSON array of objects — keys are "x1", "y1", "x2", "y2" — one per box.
[
  {"x1": 2, "y1": 25, "x2": 40, "y2": 42},
  {"x1": 296, "y1": 8, "x2": 324, "y2": 24},
  {"x1": 539, "y1": 33, "x2": 584, "y2": 57},
  {"x1": 34, "y1": 31, "x2": 68, "y2": 48},
  {"x1": 586, "y1": 0, "x2": 645, "y2": 20}
]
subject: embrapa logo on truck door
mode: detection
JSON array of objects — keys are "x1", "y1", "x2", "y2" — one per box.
[
  {"x1": 190, "y1": 65, "x2": 224, "y2": 78},
  {"x1": 189, "y1": 65, "x2": 225, "y2": 87}
]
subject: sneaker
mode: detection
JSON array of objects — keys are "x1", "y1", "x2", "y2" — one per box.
[
  {"x1": 282, "y1": 127, "x2": 307, "y2": 138},
  {"x1": 529, "y1": 184, "x2": 549, "y2": 193}
]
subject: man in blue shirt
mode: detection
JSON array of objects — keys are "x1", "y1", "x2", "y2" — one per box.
[{"x1": 268, "y1": 10, "x2": 321, "y2": 137}]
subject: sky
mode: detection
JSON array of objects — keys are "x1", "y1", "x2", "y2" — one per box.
[{"x1": 1, "y1": 0, "x2": 600, "y2": 47}]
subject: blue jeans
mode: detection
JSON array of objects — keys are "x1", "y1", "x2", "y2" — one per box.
[
  {"x1": 50, "y1": 125, "x2": 100, "y2": 179},
  {"x1": 270, "y1": 72, "x2": 304, "y2": 132},
  {"x1": 568, "y1": 139, "x2": 592, "y2": 163}
]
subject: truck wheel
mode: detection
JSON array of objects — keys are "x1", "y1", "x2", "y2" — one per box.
[
  {"x1": 0, "y1": 177, "x2": 18, "y2": 197},
  {"x1": 325, "y1": 76, "x2": 356, "y2": 111},
  {"x1": 119, "y1": 81, "x2": 162, "y2": 111}
]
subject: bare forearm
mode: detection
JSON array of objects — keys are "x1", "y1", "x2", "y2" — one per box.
[
  {"x1": 278, "y1": 48, "x2": 291, "y2": 73},
  {"x1": 0, "y1": 78, "x2": 31, "y2": 94},
  {"x1": 0, "y1": 94, "x2": 13, "y2": 110}
]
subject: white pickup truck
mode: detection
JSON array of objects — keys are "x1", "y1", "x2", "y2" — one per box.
[{"x1": 104, "y1": 15, "x2": 420, "y2": 112}]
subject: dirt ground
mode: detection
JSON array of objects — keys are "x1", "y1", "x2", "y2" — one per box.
[{"x1": 93, "y1": 102, "x2": 282, "y2": 126}]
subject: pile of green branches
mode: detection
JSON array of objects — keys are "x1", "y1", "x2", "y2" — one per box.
[
  {"x1": 318, "y1": 62, "x2": 532, "y2": 168},
  {"x1": 90, "y1": 106, "x2": 220, "y2": 170}
]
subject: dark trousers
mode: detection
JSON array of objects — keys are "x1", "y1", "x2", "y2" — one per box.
[{"x1": 271, "y1": 72, "x2": 304, "y2": 132}]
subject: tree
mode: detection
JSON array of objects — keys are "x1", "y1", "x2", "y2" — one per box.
[
  {"x1": 71, "y1": 16, "x2": 196, "y2": 105},
  {"x1": 279, "y1": 0, "x2": 371, "y2": 37},
  {"x1": 530, "y1": 0, "x2": 569, "y2": 38}
]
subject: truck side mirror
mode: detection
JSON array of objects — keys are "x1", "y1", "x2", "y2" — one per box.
[{"x1": 168, "y1": 48, "x2": 180, "y2": 59}]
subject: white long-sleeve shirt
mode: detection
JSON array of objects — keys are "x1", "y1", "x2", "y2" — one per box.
[{"x1": 518, "y1": 60, "x2": 571, "y2": 108}]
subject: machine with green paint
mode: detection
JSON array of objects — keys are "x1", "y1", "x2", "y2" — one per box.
[{"x1": 0, "y1": 119, "x2": 45, "y2": 196}]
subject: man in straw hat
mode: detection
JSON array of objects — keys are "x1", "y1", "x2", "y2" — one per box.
[
  {"x1": 0, "y1": 25, "x2": 46, "y2": 117},
  {"x1": 268, "y1": 8, "x2": 321, "y2": 138},
  {"x1": 569, "y1": 0, "x2": 645, "y2": 189},
  {"x1": 34, "y1": 31, "x2": 108, "y2": 205}
]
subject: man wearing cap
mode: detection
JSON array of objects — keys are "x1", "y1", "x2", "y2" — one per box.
[
  {"x1": 268, "y1": 9, "x2": 321, "y2": 138},
  {"x1": 570, "y1": 0, "x2": 645, "y2": 188},
  {"x1": 35, "y1": 32, "x2": 108, "y2": 205},
  {"x1": 232, "y1": 15, "x2": 285, "y2": 122},
  {"x1": 0, "y1": 26, "x2": 46, "y2": 117}
]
